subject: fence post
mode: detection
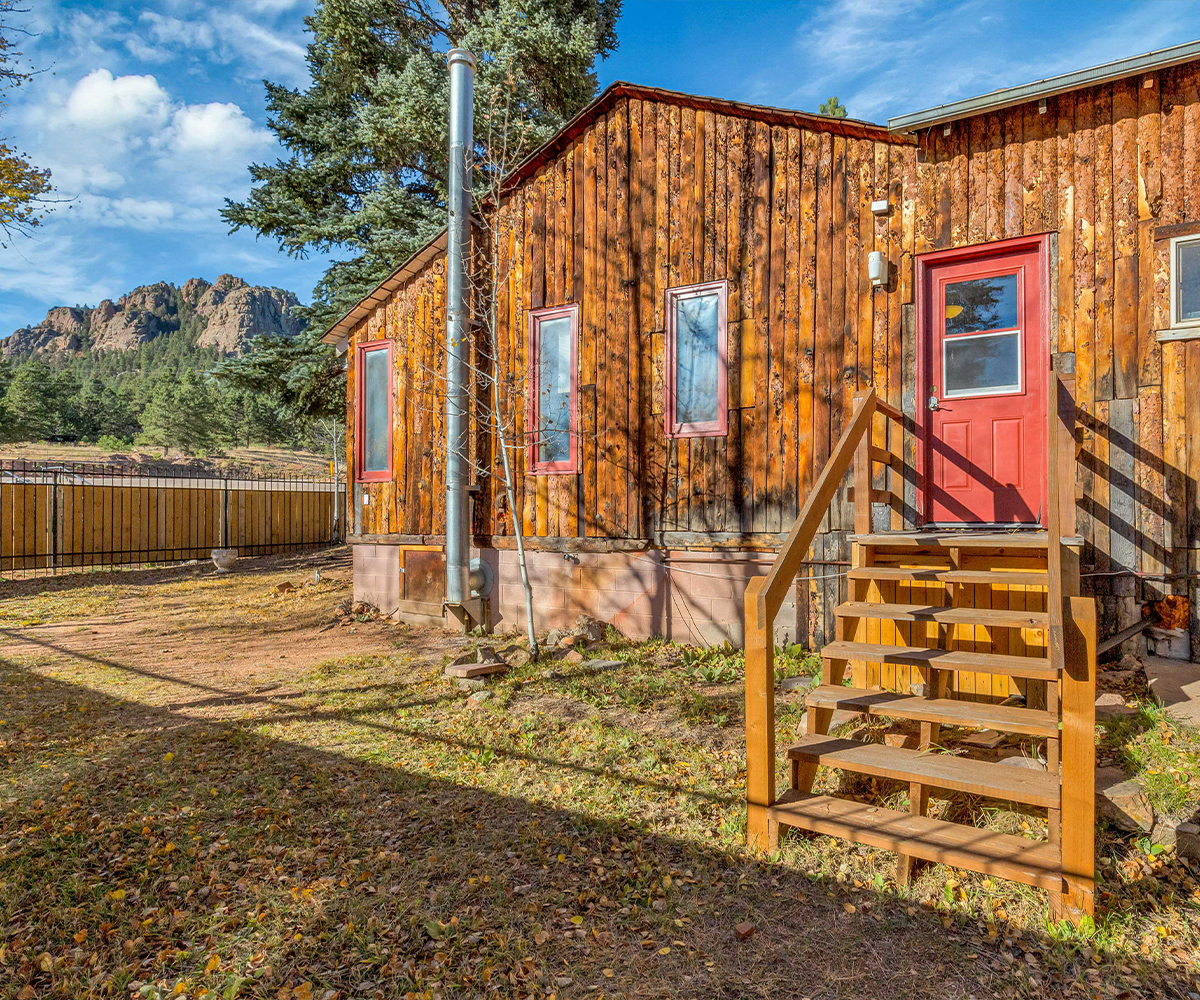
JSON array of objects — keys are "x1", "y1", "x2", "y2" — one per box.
[
  {"x1": 222, "y1": 479, "x2": 229, "y2": 550},
  {"x1": 50, "y1": 471, "x2": 59, "y2": 571}
]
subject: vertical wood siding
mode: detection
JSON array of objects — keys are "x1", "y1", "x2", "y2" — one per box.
[{"x1": 915, "y1": 63, "x2": 1200, "y2": 655}]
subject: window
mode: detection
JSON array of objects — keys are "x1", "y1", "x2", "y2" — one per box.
[
  {"x1": 528, "y1": 304, "x2": 579, "y2": 474},
  {"x1": 356, "y1": 340, "x2": 392, "y2": 482},
  {"x1": 941, "y1": 272, "x2": 1023, "y2": 398},
  {"x1": 1160, "y1": 234, "x2": 1200, "y2": 341},
  {"x1": 665, "y1": 280, "x2": 728, "y2": 437}
]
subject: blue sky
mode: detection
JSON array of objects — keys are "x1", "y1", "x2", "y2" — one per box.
[{"x1": 4, "y1": 0, "x2": 1200, "y2": 336}]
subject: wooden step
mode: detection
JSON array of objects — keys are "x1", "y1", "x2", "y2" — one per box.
[
  {"x1": 805, "y1": 684, "x2": 1059, "y2": 737},
  {"x1": 847, "y1": 566, "x2": 1049, "y2": 586},
  {"x1": 852, "y1": 531, "x2": 1048, "y2": 550},
  {"x1": 785, "y1": 734, "x2": 1060, "y2": 808},
  {"x1": 820, "y1": 641, "x2": 1057, "y2": 680},
  {"x1": 836, "y1": 602, "x2": 1048, "y2": 629},
  {"x1": 768, "y1": 791, "x2": 1063, "y2": 891}
]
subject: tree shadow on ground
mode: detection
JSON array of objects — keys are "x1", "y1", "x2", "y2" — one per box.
[{"x1": 1, "y1": 662, "x2": 1196, "y2": 1000}]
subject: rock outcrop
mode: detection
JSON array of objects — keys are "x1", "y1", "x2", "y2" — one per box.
[{"x1": 2, "y1": 276, "x2": 304, "y2": 359}]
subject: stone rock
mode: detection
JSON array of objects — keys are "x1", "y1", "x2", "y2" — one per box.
[
  {"x1": 561, "y1": 649, "x2": 584, "y2": 664},
  {"x1": 575, "y1": 615, "x2": 607, "y2": 643},
  {"x1": 3, "y1": 275, "x2": 303, "y2": 361},
  {"x1": 466, "y1": 690, "x2": 492, "y2": 707},
  {"x1": 275, "y1": 581, "x2": 295, "y2": 594},
  {"x1": 560, "y1": 633, "x2": 580, "y2": 647},
  {"x1": 882, "y1": 728, "x2": 919, "y2": 749},
  {"x1": 907, "y1": 683, "x2": 927, "y2": 698},
  {"x1": 734, "y1": 921, "x2": 755, "y2": 941},
  {"x1": 1150, "y1": 820, "x2": 1178, "y2": 848},
  {"x1": 1095, "y1": 692, "x2": 1138, "y2": 720},
  {"x1": 829, "y1": 709, "x2": 866, "y2": 729},
  {"x1": 961, "y1": 729, "x2": 1005, "y2": 749},
  {"x1": 780, "y1": 675, "x2": 814, "y2": 692},
  {"x1": 582, "y1": 659, "x2": 622, "y2": 672},
  {"x1": 541, "y1": 669, "x2": 563, "y2": 681},
  {"x1": 457, "y1": 677, "x2": 486, "y2": 691},
  {"x1": 1177, "y1": 822, "x2": 1200, "y2": 862},
  {"x1": 1118, "y1": 652, "x2": 1143, "y2": 671},
  {"x1": 1000, "y1": 756, "x2": 1047, "y2": 771},
  {"x1": 476, "y1": 645, "x2": 501, "y2": 664},
  {"x1": 448, "y1": 652, "x2": 475, "y2": 667},
  {"x1": 1096, "y1": 771, "x2": 1154, "y2": 832},
  {"x1": 504, "y1": 647, "x2": 533, "y2": 669},
  {"x1": 544, "y1": 629, "x2": 564, "y2": 648}
]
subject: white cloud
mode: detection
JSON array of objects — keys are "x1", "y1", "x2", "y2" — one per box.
[
  {"x1": 50, "y1": 163, "x2": 126, "y2": 193},
  {"x1": 71, "y1": 194, "x2": 178, "y2": 230},
  {"x1": 209, "y1": 9, "x2": 310, "y2": 87},
  {"x1": 167, "y1": 101, "x2": 274, "y2": 158},
  {"x1": 140, "y1": 10, "x2": 217, "y2": 50},
  {"x1": 63, "y1": 68, "x2": 170, "y2": 130}
]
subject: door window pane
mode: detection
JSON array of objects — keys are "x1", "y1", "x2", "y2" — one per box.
[
  {"x1": 943, "y1": 331, "x2": 1021, "y2": 396},
  {"x1": 536, "y1": 315, "x2": 573, "y2": 464},
  {"x1": 944, "y1": 273, "x2": 1019, "y2": 335},
  {"x1": 362, "y1": 347, "x2": 390, "y2": 473},
  {"x1": 675, "y1": 292, "x2": 720, "y2": 424},
  {"x1": 1177, "y1": 239, "x2": 1200, "y2": 322}
]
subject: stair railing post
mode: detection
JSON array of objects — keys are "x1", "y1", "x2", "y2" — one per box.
[
  {"x1": 744, "y1": 575, "x2": 776, "y2": 851},
  {"x1": 853, "y1": 392, "x2": 875, "y2": 536}
]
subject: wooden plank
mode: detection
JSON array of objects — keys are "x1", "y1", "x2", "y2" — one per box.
[
  {"x1": 836, "y1": 602, "x2": 1047, "y2": 628},
  {"x1": 796, "y1": 128, "x2": 816, "y2": 521},
  {"x1": 612, "y1": 99, "x2": 632, "y2": 536},
  {"x1": 1138, "y1": 73, "x2": 1162, "y2": 388},
  {"x1": 750, "y1": 121, "x2": 771, "y2": 533},
  {"x1": 765, "y1": 124, "x2": 787, "y2": 532},
  {"x1": 770, "y1": 791, "x2": 1063, "y2": 891},
  {"x1": 1003, "y1": 106, "x2": 1024, "y2": 237},
  {"x1": 785, "y1": 735, "x2": 1059, "y2": 808},
  {"x1": 1058, "y1": 596, "x2": 1097, "y2": 919},
  {"x1": 583, "y1": 124, "x2": 599, "y2": 535},
  {"x1": 846, "y1": 566, "x2": 1048, "y2": 585},
  {"x1": 1093, "y1": 84, "x2": 1114, "y2": 403},
  {"x1": 806, "y1": 685, "x2": 1058, "y2": 736},
  {"x1": 744, "y1": 575, "x2": 775, "y2": 850},
  {"x1": 821, "y1": 639, "x2": 1056, "y2": 680}
]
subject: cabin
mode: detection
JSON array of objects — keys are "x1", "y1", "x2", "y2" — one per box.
[{"x1": 323, "y1": 41, "x2": 1200, "y2": 923}]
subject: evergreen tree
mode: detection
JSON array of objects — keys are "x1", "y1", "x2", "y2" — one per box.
[
  {"x1": 139, "y1": 371, "x2": 221, "y2": 455},
  {"x1": 819, "y1": 96, "x2": 848, "y2": 119},
  {"x1": 4, "y1": 359, "x2": 63, "y2": 440},
  {"x1": 222, "y1": 0, "x2": 621, "y2": 332}
]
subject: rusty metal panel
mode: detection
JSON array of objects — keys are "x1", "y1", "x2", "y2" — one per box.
[{"x1": 403, "y1": 549, "x2": 446, "y2": 603}]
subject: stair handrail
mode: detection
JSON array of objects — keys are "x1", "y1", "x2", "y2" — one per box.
[{"x1": 746, "y1": 386, "x2": 900, "y2": 849}]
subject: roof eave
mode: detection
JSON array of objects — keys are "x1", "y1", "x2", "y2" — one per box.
[{"x1": 889, "y1": 38, "x2": 1200, "y2": 133}]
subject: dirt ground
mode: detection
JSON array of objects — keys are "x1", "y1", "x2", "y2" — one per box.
[{"x1": 1, "y1": 549, "x2": 1198, "y2": 1000}]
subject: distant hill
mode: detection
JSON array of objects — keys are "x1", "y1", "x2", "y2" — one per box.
[{"x1": 2, "y1": 274, "x2": 305, "y2": 360}]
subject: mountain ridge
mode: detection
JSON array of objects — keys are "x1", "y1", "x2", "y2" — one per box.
[{"x1": 2, "y1": 274, "x2": 305, "y2": 359}]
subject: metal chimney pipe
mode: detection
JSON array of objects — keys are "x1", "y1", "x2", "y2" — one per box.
[{"x1": 444, "y1": 48, "x2": 475, "y2": 616}]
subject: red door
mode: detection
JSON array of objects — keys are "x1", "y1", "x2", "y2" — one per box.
[{"x1": 918, "y1": 237, "x2": 1048, "y2": 526}]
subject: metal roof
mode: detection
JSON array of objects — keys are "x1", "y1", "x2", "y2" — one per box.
[{"x1": 889, "y1": 38, "x2": 1200, "y2": 133}]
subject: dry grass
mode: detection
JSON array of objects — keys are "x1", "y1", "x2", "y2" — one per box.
[
  {"x1": 0, "y1": 552, "x2": 1197, "y2": 1000},
  {"x1": 0, "y1": 442, "x2": 332, "y2": 478}
]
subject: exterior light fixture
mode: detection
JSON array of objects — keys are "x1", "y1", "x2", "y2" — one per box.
[{"x1": 868, "y1": 250, "x2": 886, "y2": 288}]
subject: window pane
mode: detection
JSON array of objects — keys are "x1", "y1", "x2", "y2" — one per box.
[
  {"x1": 1178, "y1": 240, "x2": 1200, "y2": 322},
  {"x1": 675, "y1": 292, "x2": 720, "y2": 424},
  {"x1": 944, "y1": 273, "x2": 1019, "y2": 335},
  {"x1": 362, "y1": 348, "x2": 389, "y2": 473},
  {"x1": 943, "y1": 331, "x2": 1021, "y2": 396},
  {"x1": 537, "y1": 315, "x2": 572, "y2": 464}
]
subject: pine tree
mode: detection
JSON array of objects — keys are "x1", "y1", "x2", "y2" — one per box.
[
  {"x1": 819, "y1": 96, "x2": 848, "y2": 119},
  {"x1": 222, "y1": 0, "x2": 621, "y2": 332}
]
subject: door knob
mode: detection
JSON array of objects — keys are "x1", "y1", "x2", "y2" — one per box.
[{"x1": 927, "y1": 394, "x2": 940, "y2": 411}]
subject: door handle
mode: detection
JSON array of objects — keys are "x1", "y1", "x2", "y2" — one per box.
[{"x1": 927, "y1": 394, "x2": 940, "y2": 411}]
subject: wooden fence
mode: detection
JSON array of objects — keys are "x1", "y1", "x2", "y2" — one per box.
[{"x1": 1, "y1": 460, "x2": 345, "y2": 577}]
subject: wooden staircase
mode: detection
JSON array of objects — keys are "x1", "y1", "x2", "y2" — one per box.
[{"x1": 743, "y1": 379, "x2": 1097, "y2": 924}]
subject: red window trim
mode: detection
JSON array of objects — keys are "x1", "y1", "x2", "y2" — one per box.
[
  {"x1": 355, "y1": 339, "x2": 393, "y2": 483},
  {"x1": 665, "y1": 280, "x2": 728, "y2": 438},
  {"x1": 527, "y1": 304, "x2": 579, "y2": 475}
]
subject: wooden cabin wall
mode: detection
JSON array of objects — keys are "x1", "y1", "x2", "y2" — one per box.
[
  {"x1": 481, "y1": 98, "x2": 917, "y2": 645},
  {"x1": 346, "y1": 259, "x2": 451, "y2": 539},
  {"x1": 915, "y1": 62, "x2": 1200, "y2": 655}
]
